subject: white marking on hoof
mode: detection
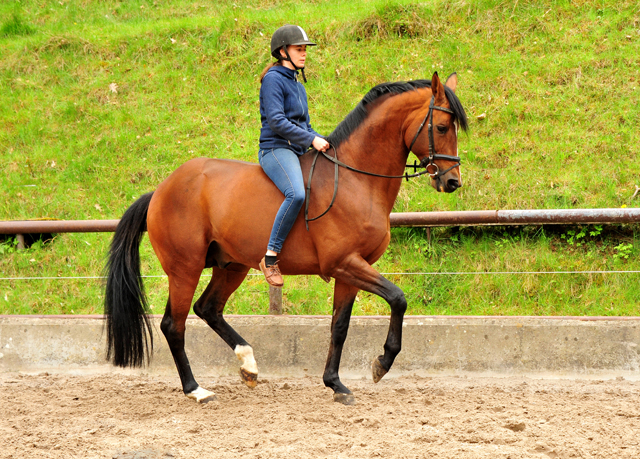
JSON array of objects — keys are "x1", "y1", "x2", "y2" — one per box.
[
  {"x1": 186, "y1": 386, "x2": 216, "y2": 403},
  {"x1": 235, "y1": 345, "x2": 258, "y2": 375}
]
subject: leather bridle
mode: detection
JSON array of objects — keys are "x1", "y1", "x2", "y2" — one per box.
[
  {"x1": 304, "y1": 95, "x2": 461, "y2": 229},
  {"x1": 408, "y1": 96, "x2": 461, "y2": 178}
]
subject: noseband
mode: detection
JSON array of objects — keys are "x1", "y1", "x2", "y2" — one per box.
[
  {"x1": 304, "y1": 95, "x2": 461, "y2": 229},
  {"x1": 407, "y1": 96, "x2": 461, "y2": 178}
]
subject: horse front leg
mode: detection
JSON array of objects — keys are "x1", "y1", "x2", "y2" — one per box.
[
  {"x1": 333, "y1": 256, "x2": 408, "y2": 385},
  {"x1": 323, "y1": 281, "x2": 359, "y2": 405},
  {"x1": 370, "y1": 275, "x2": 407, "y2": 383}
]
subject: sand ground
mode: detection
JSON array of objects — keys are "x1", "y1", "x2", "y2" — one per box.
[{"x1": 1, "y1": 372, "x2": 639, "y2": 458}]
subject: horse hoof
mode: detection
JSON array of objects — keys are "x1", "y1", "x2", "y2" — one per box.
[
  {"x1": 240, "y1": 368, "x2": 258, "y2": 389},
  {"x1": 372, "y1": 356, "x2": 388, "y2": 383},
  {"x1": 333, "y1": 393, "x2": 356, "y2": 405},
  {"x1": 186, "y1": 387, "x2": 217, "y2": 404}
]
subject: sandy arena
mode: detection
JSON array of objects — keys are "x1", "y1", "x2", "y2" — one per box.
[{"x1": 1, "y1": 372, "x2": 639, "y2": 459}]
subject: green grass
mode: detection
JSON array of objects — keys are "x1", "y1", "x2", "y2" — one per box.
[
  {"x1": 0, "y1": 12, "x2": 36, "y2": 38},
  {"x1": 1, "y1": 0, "x2": 639, "y2": 316},
  {"x1": 1, "y1": 224, "x2": 637, "y2": 316}
]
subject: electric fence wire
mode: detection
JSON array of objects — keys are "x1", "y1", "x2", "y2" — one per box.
[{"x1": 1, "y1": 270, "x2": 640, "y2": 281}]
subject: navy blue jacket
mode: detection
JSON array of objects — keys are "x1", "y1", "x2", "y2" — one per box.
[{"x1": 259, "y1": 65, "x2": 322, "y2": 156}]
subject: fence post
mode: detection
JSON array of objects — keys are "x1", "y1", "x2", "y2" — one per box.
[
  {"x1": 16, "y1": 234, "x2": 26, "y2": 250},
  {"x1": 268, "y1": 286, "x2": 283, "y2": 315}
]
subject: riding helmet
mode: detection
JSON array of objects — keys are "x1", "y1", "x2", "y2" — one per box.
[{"x1": 270, "y1": 25, "x2": 316, "y2": 60}]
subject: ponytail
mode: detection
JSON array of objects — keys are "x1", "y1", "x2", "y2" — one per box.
[{"x1": 260, "y1": 61, "x2": 283, "y2": 83}]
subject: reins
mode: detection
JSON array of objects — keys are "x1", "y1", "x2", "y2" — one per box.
[
  {"x1": 304, "y1": 96, "x2": 461, "y2": 230},
  {"x1": 303, "y1": 146, "x2": 430, "y2": 230}
]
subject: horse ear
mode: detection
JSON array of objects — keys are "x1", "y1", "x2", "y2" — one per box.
[
  {"x1": 431, "y1": 71, "x2": 446, "y2": 104},
  {"x1": 445, "y1": 72, "x2": 458, "y2": 93}
]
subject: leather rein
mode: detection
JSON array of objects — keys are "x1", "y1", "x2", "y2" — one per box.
[{"x1": 304, "y1": 96, "x2": 461, "y2": 230}]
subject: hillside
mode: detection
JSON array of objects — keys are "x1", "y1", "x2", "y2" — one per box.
[{"x1": 1, "y1": 0, "x2": 639, "y2": 315}]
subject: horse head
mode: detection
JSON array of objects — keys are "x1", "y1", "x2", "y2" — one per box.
[{"x1": 404, "y1": 72, "x2": 466, "y2": 193}]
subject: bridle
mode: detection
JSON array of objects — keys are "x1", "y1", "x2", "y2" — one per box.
[
  {"x1": 408, "y1": 96, "x2": 461, "y2": 178},
  {"x1": 304, "y1": 95, "x2": 461, "y2": 229}
]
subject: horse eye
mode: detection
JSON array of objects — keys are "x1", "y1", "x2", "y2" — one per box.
[{"x1": 436, "y1": 125, "x2": 447, "y2": 134}]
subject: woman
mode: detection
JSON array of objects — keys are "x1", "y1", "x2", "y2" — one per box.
[{"x1": 258, "y1": 24, "x2": 330, "y2": 287}]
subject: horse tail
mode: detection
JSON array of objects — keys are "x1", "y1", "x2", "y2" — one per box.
[{"x1": 104, "y1": 191, "x2": 155, "y2": 368}]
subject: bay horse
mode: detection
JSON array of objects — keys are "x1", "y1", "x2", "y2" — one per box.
[{"x1": 104, "y1": 71, "x2": 468, "y2": 405}]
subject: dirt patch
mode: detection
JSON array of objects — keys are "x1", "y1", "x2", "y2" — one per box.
[{"x1": 1, "y1": 372, "x2": 639, "y2": 458}]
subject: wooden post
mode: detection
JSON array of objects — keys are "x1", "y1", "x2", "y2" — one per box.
[
  {"x1": 268, "y1": 286, "x2": 283, "y2": 315},
  {"x1": 16, "y1": 234, "x2": 26, "y2": 250}
]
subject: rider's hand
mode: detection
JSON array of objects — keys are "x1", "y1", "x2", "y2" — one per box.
[{"x1": 312, "y1": 136, "x2": 330, "y2": 152}]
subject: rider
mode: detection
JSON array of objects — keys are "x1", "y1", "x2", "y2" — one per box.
[{"x1": 258, "y1": 25, "x2": 330, "y2": 287}]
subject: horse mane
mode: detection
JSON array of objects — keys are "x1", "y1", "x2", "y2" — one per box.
[{"x1": 326, "y1": 79, "x2": 468, "y2": 148}]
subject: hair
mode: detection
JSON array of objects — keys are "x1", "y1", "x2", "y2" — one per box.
[
  {"x1": 326, "y1": 79, "x2": 468, "y2": 148},
  {"x1": 259, "y1": 60, "x2": 283, "y2": 83},
  {"x1": 104, "y1": 192, "x2": 155, "y2": 368}
]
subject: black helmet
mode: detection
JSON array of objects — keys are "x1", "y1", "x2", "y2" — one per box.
[{"x1": 270, "y1": 25, "x2": 316, "y2": 60}]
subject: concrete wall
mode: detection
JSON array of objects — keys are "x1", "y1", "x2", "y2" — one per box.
[{"x1": 1, "y1": 315, "x2": 639, "y2": 380}]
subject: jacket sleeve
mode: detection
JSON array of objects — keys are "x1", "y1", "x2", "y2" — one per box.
[{"x1": 261, "y1": 74, "x2": 317, "y2": 149}]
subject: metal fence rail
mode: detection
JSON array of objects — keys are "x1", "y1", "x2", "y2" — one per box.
[
  {"x1": 0, "y1": 219, "x2": 119, "y2": 234},
  {"x1": 390, "y1": 208, "x2": 640, "y2": 227},
  {"x1": 2, "y1": 209, "x2": 638, "y2": 314},
  {"x1": 1, "y1": 208, "x2": 640, "y2": 235}
]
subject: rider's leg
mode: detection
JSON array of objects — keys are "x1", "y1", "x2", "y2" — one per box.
[{"x1": 258, "y1": 147, "x2": 305, "y2": 285}]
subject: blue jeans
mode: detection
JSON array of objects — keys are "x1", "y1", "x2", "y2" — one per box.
[{"x1": 259, "y1": 148, "x2": 305, "y2": 254}]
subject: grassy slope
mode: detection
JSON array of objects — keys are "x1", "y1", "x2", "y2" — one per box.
[{"x1": 0, "y1": 0, "x2": 639, "y2": 315}]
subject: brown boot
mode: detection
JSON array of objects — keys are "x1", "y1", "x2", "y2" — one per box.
[{"x1": 259, "y1": 257, "x2": 284, "y2": 287}]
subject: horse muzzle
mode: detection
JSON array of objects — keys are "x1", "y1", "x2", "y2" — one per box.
[{"x1": 432, "y1": 175, "x2": 463, "y2": 193}]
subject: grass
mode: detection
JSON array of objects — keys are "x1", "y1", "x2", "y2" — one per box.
[
  {"x1": 1, "y1": 224, "x2": 637, "y2": 316},
  {"x1": 0, "y1": 0, "x2": 639, "y2": 316}
]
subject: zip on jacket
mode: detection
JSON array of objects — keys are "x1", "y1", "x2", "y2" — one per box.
[{"x1": 259, "y1": 66, "x2": 322, "y2": 156}]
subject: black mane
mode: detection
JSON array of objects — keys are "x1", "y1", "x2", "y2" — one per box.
[{"x1": 326, "y1": 79, "x2": 468, "y2": 148}]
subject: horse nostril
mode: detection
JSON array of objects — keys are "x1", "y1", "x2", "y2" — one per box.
[{"x1": 447, "y1": 178, "x2": 460, "y2": 190}]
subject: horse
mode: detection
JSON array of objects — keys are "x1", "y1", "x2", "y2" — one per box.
[{"x1": 104, "y1": 71, "x2": 468, "y2": 405}]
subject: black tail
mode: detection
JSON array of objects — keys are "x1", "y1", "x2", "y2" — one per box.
[{"x1": 104, "y1": 192, "x2": 155, "y2": 368}]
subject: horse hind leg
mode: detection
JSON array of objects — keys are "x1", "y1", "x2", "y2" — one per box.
[
  {"x1": 193, "y1": 265, "x2": 258, "y2": 389},
  {"x1": 161, "y1": 273, "x2": 217, "y2": 403}
]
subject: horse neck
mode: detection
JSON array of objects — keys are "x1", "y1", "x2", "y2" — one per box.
[
  {"x1": 340, "y1": 91, "x2": 427, "y2": 174},
  {"x1": 335, "y1": 91, "x2": 427, "y2": 210}
]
